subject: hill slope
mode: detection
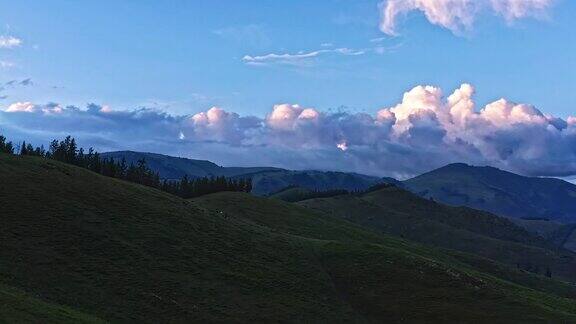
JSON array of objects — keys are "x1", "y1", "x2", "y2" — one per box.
[
  {"x1": 246, "y1": 170, "x2": 389, "y2": 195},
  {"x1": 403, "y1": 163, "x2": 576, "y2": 223},
  {"x1": 0, "y1": 283, "x2": 103, "y2": 323},
  {"x1": 2, "y1": 154, "x2": 576, "y2": 322},
  {"x1": 299, "y1": 185, "x2": 576, "y2": 282}
]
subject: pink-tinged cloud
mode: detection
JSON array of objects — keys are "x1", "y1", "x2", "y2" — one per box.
[
  {"x1": 380, "y1": 0, "x2": 554, "y2": 35},
  {"x1": 1, "y1": 83, "x2": 575, "y2": 178},
  {"x1": 6, "y1": 102, "x2": 63, "y2": 114}
]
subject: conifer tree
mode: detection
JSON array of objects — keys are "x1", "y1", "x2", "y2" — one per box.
[{"x1": 0, "y1": 135, "x2": 14, "y2": 154}]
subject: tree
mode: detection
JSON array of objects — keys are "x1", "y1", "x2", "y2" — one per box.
[
  {"x1": 3, "y1": 133, "x2": 253, "y2": 199},
  {"x1": 19, "y1": 141, "x2": 28, "y2": 155},
  {"x1": 0, "y1": 135, "x2": 14, "y2": 154}
]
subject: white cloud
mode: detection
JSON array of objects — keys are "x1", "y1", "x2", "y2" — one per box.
[
  {"x1": 6, "y1": 102, "x2": 36, "y2": 112},
  {"x1": 6, "y1": 102, "x2": 61, "y2": 114},
  {"x1": 266, "y1": 104, "x2": 320, "y2": 130},
  {"x1": 0, "y1": 60, "x2": 14, "y2": 68},
  {"x1": 5, "y1": 102, "x2": 63, "y2": 114},
  {"x1": 213, "y1": 24, "x2": 270, "y2": 47},
  {"x1": 242, "y1": 47, "x2": 366, "y2": 66},
  {"x1": 379, "y1": 0, "x2": 554, "y2": 35},
  {"x1": 0, "y1": 36, "x2": 22, "y2": 49},
  {"x1": 491, "y1": 0, "x2": 553, "y2": 21},
  {"x1": 1, "y1": 83, "x2": 575, "y2": 178}
]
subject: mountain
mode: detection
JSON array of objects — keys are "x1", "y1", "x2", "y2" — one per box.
[
  {"x1": 3, "y1": 153, "x2": 576, "y2": 321},
  {"x1": 246, "y1": 170, "x2": 393, "y2": 195},
  {"x1": 102, "y1": 151, "x2": 390, "y2": 195},
  {"x1": 403, "y1": 163, "x2": 576, "y2": 223},
  {"x1": 100, "y1": 150, "x2": 281, "y2": 179}
]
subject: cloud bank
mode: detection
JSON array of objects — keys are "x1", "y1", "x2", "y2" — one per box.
[
  {"x1": 1, "y1": 83, "x2": 575, "y2": 179},
  {"x1": 380, "y1": 0, "x2": 554, "y2": 35}
]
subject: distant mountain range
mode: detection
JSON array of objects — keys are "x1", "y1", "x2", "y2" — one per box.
[
  {"x1": 102, "y1": 151, "x2": 576, "y2": 223},
  {"x1": 403, "y1": 163, "x2": 576, "y2": 224},
  {"x1": 101, "y1": 151, "x2": 396, "y2": 195},
  {"x1": 101, "y1": 151, "x2": 281, "y2": 179}
]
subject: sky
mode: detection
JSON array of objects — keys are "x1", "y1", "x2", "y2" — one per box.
[{"x1": 0, "y1": 0, "x2": 575, "y2": 180}]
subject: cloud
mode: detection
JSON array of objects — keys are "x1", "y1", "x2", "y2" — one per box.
[
  {"x1": 6, "y1": 102, "x2": 63, "y2": 114},
  {"x1": 0, "y1": 35, "x2": 22, "y2": 49},
  {"x1": 0, "y1": 60, "x2": 14, "y2": 68},
  {"x1": 379, "y1": 0, "x2": 554, "y2": 35},
  {"x1": 19, "y1": 78, "x2": 33, "y2": 86},
  {"x1": 1, "y1": 83, "x2": 575, "y2": 179},
  {"x1": 213, "y1": 24, "x2": 270, "y2": 48},
  {"x1": 242, "y1": 48, "x2": 366, "y2": 66},
  {"x1": 242, "y1": 43, "x2": 403, "y2": 67},
  {"x1": 0, "y1": 79, "x2": 34, "y2": 100}
]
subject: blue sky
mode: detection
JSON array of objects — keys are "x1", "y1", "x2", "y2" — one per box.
[
  {"x1": 0, "y1": 0, "x2": 575, "y2": 179},
  {"x1": 1, "y1": 0, "x2": 575, "y2": 117}
]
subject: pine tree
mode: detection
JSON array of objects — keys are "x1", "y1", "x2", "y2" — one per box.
[
  {"x1": 20, "y1": 141, "x2": 27, "y2": 155},
  {"x1": 0, "y1": 135, "x2": 14, "y2": 154}
]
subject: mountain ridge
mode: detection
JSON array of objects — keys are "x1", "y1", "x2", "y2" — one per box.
[
  {"x1": 403, "y1": 162, "x2": 576, "y2": 223},
  {"x1": 102, "y1": 150, "x2": 389, "y2": 194}
]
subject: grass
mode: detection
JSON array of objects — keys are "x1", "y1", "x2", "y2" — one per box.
[
  {"x1": 0, "y1": 283, "x2": 103, "y2": 324},
  {"x1": 195, "y1": 192, "x2": 576, "y2": 319},
  {"x1": 2, "y1": 153, "x2": 576, "y2": 322},
  {"x1": 299, "y1": 186, "x2": 576, "y2": 282}
]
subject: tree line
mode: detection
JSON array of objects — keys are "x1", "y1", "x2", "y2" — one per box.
[
  {"x1": 0, "y1": 134, "x2": 251, "y2": 198},
  {"x1": 161, "y1": 175, "x2": 252, "y2": 199}
]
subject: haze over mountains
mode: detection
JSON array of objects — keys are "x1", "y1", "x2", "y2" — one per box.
[
  {"x1": 104, "y1": 151, "x2": 576, "y2": 222},
  {"x1": 101, "y1": 151, "x2": 395, "y2": 195}
]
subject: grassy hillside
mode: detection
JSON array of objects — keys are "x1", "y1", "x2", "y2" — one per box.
[
  {"x1": 299, "y1": 186, "x2": 576, "y2": 282},
  {"x1": 509, "y1": 218, "x2": 576, "y2": 253},
  {"x1": 0, "y1": 283, "x2": 103, "y2": 324},
  {"x1": 403, "y1": 163, "x2": 576, "y2": 223},
  {"x1": 196, "y1": 193, "x2": 576, "y2": 320},
  {"x1": 268, "y1": 186, "x2": 349, "y2": 202},
  {"x1": 244, "y1": 170, "x2": 386, "y2": 195},
  {"x1": 2, "y1": 153, "x2": 576, "y2": 322}
]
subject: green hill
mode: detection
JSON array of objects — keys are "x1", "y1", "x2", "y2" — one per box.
[
  {"x1": 244, "y1": 170, "x2": 391, "y2": 195},
  {"x1": 299, "y1": 186, "x2": 576, "y2": 282},
  {"x1": 2, "y1": 153, "x2": 576, "y2": 322},
  {"x1": 268, "y1": 186, "x2": 349, "y2": 202},
  {"x1": 403, "y1": 163, "x2": 576, "y2": 223},
  {"x1": 0, "y1": 283, "x2": 103, "y2": 323}
]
